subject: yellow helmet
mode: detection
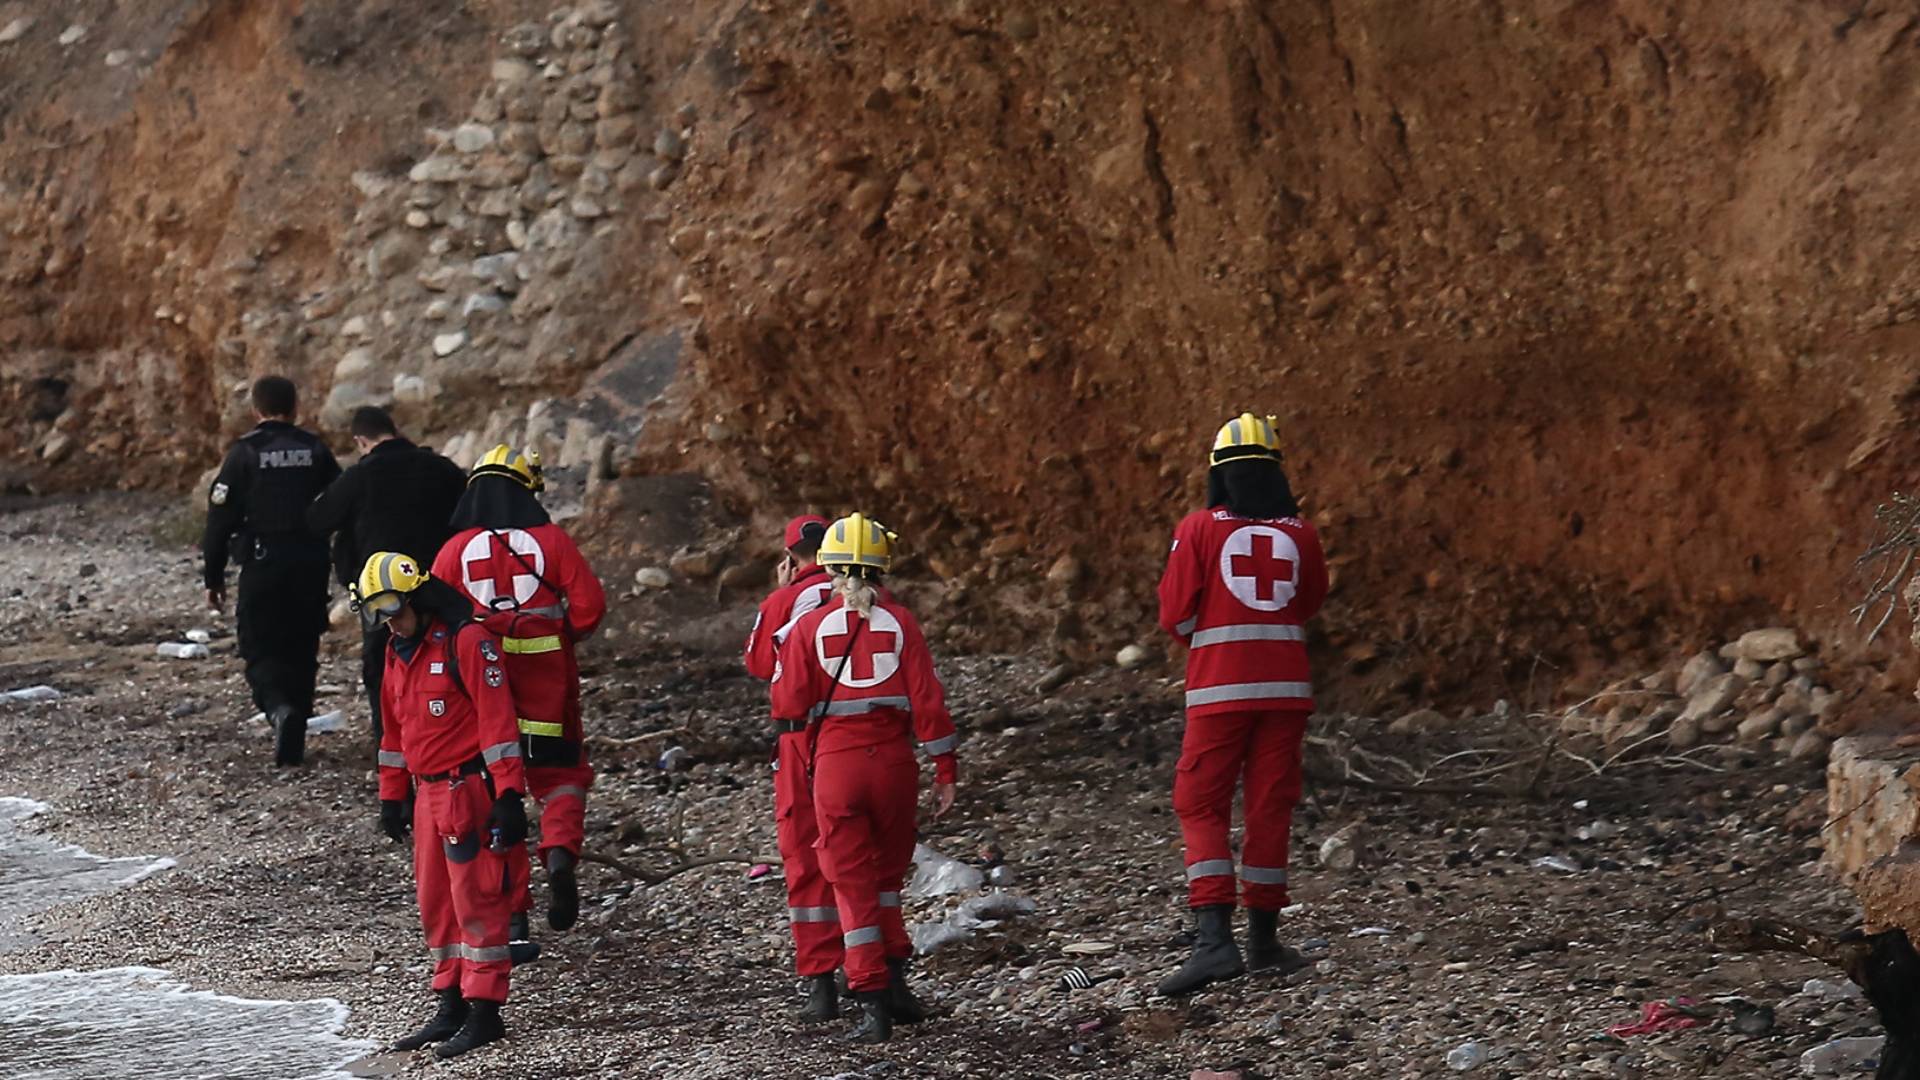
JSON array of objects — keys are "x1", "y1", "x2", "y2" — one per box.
[
  {"x1": 350, "y1": 551, "x2": 431, "y2": 628},
  {"x1": 1210, "y1": 412, "x2": 1284, "y2": 466},
  {"x1": 818, "y1": 513, "x2": 897, "y2": 574},
  {"x1": 470, "y1": 444, "x2": 539, "y2": 490}
]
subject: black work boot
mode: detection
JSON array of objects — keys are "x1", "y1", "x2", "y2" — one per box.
[
  {"x1": 270, "y1": 704, "x2": 305, "y2": 768},
  {"x1": 884, "y1": 957, "x2": 927, "y2": 1024},
  {"x1": 508, "y1": 913, "x2": 541, "y2": 967},
  {"x1": 846, "y1": 990, "x2": 893, "y2": 1044},
  {"x1": 546, "y1": 848, "x2": 579, "y2": 932},
  {"x1": 1156, "y1": 905, "x2": 1245, "y2": 996},
  {"x1": 799, "y1": 973, "x2": 839, "y2": 1022},
  {"x1": 390, "y1": 988, "x2": 466, "y2": 1051},
  {"x1": 1246, "y1": 907, "x2": 1310, "y2": 975},
  {"x1": 433, "y1": 999, "x2": 505, "y2": 1059}
]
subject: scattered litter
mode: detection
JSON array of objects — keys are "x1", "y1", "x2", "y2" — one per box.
[
  {"x1": 1446, "y1": 1040, "x2": 1489, "y2": 1071},
  {"x1": 1798, "y1": 1035, "x2": 1885, "y2": 1075},
  {"x1": 1349, "y1": 926, "x2": 1394, "y2": 938},
  {"x1": 1298, "y1": 937, "x2": 1331, "y2": 954},
  {"x1": 1727, "y1": 999, "x2": 1775, "y2": 1037},
  {"x1": 656, "y1": 745, "x2": 689, "y2": 771},
  {"x1": 1318, "y1": 823, "x2": 1363, "y2": 871},
  {"x1": 985, "y1": 863, "x2": 1017, "y2": 887},
  {"x1": 184, "y1": 628, "x2": 212, "y2": 644},
  {"x1": 156, "y1": 643, "x2": 209, "y2": 660},
  {"x1": 0, "y1": 686, "x2": 62, "y2": 703},
  {"x1": 306, "y1": 710, "x2": 344, "y2": 733},
  {"x1": 907, "y1": 842, "x2": 984, "y2": 898},
  {"x1": 1061, "y1": 941, "x2": 1116, "y2": 956},
  {"x1": 1059, "y1": 966, "x2": 1120, "y2": 991},
  {"x1": 909, "y1": 892, "x2": 1037, "y2": 955},
  {"x1": 1798, "y1": 977, "x2": 1864, "y2": 1003},
  {"x1": 1576, "y1": 820, "x2": 1625, "y2": 841},
  {"x1": 1532, "y1": 855, "x2": 1581, "y2": 873},
  {"x1": 746, "y1": 863, "x2": 774, "y2": 881},
  {"x1": 1605, "y1": 998, "x2": 1709, "y2": 1038}
]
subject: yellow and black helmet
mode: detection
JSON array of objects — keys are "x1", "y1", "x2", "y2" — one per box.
[
  {"x1": 818, "y1": 513, "x2": 897, "y2": 574},
  {"x1": 1209, "y1": 412, "x2": 1284, "y2": 466},
  {"x1": 470, "y1": 444, "x2": 540, "y2": 490},
  {"x1": 350, "y1": 551, "x2": 430, "y2": 629}
]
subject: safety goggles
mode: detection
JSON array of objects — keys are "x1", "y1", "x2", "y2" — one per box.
[{"x1": 353, "y1": 590, "x2": 405, "y2": 630}]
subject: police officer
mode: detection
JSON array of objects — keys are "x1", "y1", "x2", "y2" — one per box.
[
  {"x1": 306, "y1": 406, "x2": 467, "y2": 741},
  {"x1": 203, "y1": 375, "x2": 341, "y2": 767}
]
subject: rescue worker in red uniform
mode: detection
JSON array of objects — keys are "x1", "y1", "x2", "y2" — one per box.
[
  {"x1": 355, "y1": 552, "x2": 529, "y2": 1059},
  {"x1": 1155, "y1": 414, "x2": 1328, "y2": 996},
  {"x1": 744, "y1": 514, "x2": 843, "y2": 1021},
  {"x1": 771, "y1": 514, "x2": 960, "y2": 1043},
  {"x1": 432, "y1": 445, "x2": 606, "y2": 938}
]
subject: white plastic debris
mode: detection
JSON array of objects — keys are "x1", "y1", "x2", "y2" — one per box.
[
  {"x1": 1798, "y1": 1036, "x2": 1885, "y2": 1075},
  {"x1": 1446, "y1": 1041, "x2": 1489, "y2": 1071},
  {"x1": 156, "y1": 643, "x2": 209, "y2": 660},
  {"x1": 1532, "y1": 855, "x2": 1581, "y2": 873},
  {"x1": 306, "y1": 710, "x2": 344, "y2": 733},
  {"x1": 907, "y1": 842, "x2": 984, "y2": 898},
  {"x1": 1576, "y1": 820, "x2": 1625, "y2": 841},
  {"x1": 909, "y1": 892, "x2": 1038, "y2": 955},
  {"x1": 1798, "y1": 977, "x2": 1864, "y2": 1003},
  {"x1": 184, "y1": 628, "x2": 213, "y2": 644},
  {"x1": 1349, "y1": 926, "x2": 1394, "y2": 937},
  {"x1": 0, "y1": 686, "x2": 62, "y2": 703}
]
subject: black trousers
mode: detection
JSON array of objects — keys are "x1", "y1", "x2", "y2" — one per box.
[
  {"x1": 361, "y1": 623, "x2": 390, "y2": 741},
  {"x1": 235, "y1": 552, "x2": 330, "y2": 722}
]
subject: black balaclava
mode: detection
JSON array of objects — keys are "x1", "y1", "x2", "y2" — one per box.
[
  {"x1": 449, "y1": 474, "x2": 551, "y2": 532},
  {"x1": 1206, "y1": 457, "x2": 1302, "y2": 520},
  {"x1": 391, "y1": 577, "x2": 482, "y2": 661}
]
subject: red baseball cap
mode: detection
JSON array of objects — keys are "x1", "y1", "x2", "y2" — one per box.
[{"x1": 783, "y1": 515, "x2": 830, "y2": 549}]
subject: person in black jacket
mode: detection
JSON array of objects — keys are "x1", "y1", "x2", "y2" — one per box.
[
  {"x1": 204, "y1": 376, "x2": 341, "y2": 767},
  {"x1": 306, "y1": 406, "x2": 467, "y2": 740}
]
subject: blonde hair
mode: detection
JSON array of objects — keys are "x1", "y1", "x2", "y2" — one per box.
[{"x1": 833, "y1": 570, "x2": 878, "y2": 618}]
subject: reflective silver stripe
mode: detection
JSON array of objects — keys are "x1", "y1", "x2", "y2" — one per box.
[
  {"x1": 772, "y1": 583, "x2": 831, "y2": 645},
  {"x1": 789, "y1": 906, "x2": 840, "y2": 923},
  {"x1": 878, "y1": 892, "x2": 900, "y2": 907},
  {"x1": 541, "y1": 784, "x2": 587, "y2": 803},
  {"x1": 518, "y1": 604, "x2": 566, "y2": 619},
  {"x1": 844, "y1": 925, "x2": 883, "y2": 947},
  {"x1": 427, "y1": 943, "x2": 511, "y2": 963},
  {"x1": 1188, "y1": 624, "x2": 1305, "y2": 648},
  {"x1": 1241, "y1": 865, "x2": 1289, "y2": 885},
  {"x1": 812, "y1": 696, "x2": 912, "y2": 718},
  {"x1": 1174, "y1": 616, "x2": 1197, "y2": 636},
  {"x1": 1187, "y1": 859, "x2": 1235, "y2": 880},
  {"x1": 377, "y1": 750, "x2": 408, "y2": 769},
  {"x1": 481, "y1": 741, "x2": 522, "y2": 765},
  {"x1": 1184, "y1": 681, "x2": 1314, "y2": 707},
  {"x1": 920, "y1": 733, "x2": 958, "y2": 756}
]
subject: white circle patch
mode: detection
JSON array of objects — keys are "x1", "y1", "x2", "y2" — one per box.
[
  {"x1": 459, "y1": 529, "x2": 548, "y2": 609},
  {"x1": 1218, "y1": 525, "x2": 1301, "y2": 612},
  {"x1": 813, "y1": 606, "x2": 904, "y2": 690}
]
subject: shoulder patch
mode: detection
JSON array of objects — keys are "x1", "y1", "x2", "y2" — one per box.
[
  {"x1": 209, "y1": 483, "x2": 229, "y2": 506},
  {"x1": 479, "y1": 640, "x2": 500, "y2": 663},
  {"x1": 483, "y1": 665, "x2": 504, "y2": 687}
]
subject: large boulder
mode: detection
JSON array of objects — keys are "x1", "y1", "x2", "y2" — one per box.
[{"x1": 1826, "y1": 735, "x2": 1920, "y2": 938}]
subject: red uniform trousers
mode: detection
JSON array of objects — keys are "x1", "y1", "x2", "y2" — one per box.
[
  {"x1": 1174, "y1": 708, "x2": 1308, "y2": 911},
  {"x1": 774, "y1": 731, "x2": 844, "y2": 976},
  {"x1": 414, "y1": 775, "x2": 516, "y2": 1003},
  {"x1": 811, "y1": 739, "x2": 916, "y2": 992},
  {"x1": 509, "y1": 762, "x2": 594, "y2": 916}
]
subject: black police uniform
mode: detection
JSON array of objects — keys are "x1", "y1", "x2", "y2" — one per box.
[
  {"x1": 305, "y1": 436, "x2": 466, "y2": 740},
  {"x1": 203, "y1": 419, "x2": 341, "y2": 765}
]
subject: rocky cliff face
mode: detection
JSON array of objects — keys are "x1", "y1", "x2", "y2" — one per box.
[{"x1": 7, "y1": 0, "x2": 1920, "y2": 699}]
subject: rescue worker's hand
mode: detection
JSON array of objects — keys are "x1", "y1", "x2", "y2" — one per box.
[
  {"x1": 488, "y1": 791, "x2": 528, "y2": 848},
  {"x1": 379, "y1": 799, "x2": 411, "y2": 844},
  {"x1": 776, "y1": 554, "x2": 795, "y2": 588},
  {"x1": 932, "y1": 780, "x2": 957, "y2": 820},
  {"x1": 206, "y1": 587, "x2": 225, "y2": 613}
]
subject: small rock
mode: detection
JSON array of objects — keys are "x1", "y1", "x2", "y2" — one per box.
[
  {"x1": 668, "y1": 547, "x2": 723, "y2": 581},
  {"x1": 1676, "y1": 651, "x2": 1727, "y2": 695},
  {"x1": 425, "y1": 300, "x2": 452, "y2": 321},
  {"x1": 1318, "y1": 823, "x2": 1362, "y2": 871},
  {"x1": 1115, "y1": 644, "x2": 1150, "y2": 670},
  {"x1": 1638, "y1": 669, "x2": 1676, "y2": 694},
  {"x1": 1389, "y1": 708, "x2": 1450, "y2": 736},
  {"x1": 1045, "y1": 554, "x2": 1083, "y2": 587},
  {"x1": 1666, "y1": 715, "x2": 1702, "y2": 750},
  {"x1": 1789, "y1": 731, "x2": 1831, "y2": 762},
  {"x1": 1792, "y1": 656, "x2": 1823, "y2": 674},
  {"x1": 1732, "y1": 657, "x2": 1765, "y2": 680},
  {"x1": 431, "y1": 331, "x2": 466, "y2": 356},
  {"x1": 647, "y1": 163, "x2": 679, "y2": 190},
  {"x1": 0, "y1": 17, "x2": 34, "y2": 44},
  {"x1": 1736, "y1": 708, "x2": 1782, "y2": 745},
  {"x1": 104, "y1": 49, "x2": 130, "y2": 67},
  {"x1": 1681, "y1": 672, "x2": 1746, "y2": 724},
  {"x1": 1763, "y1": 662, "x2": 1792, "y2": 688},
  {"x1": 1780, "y1": 712, "x2": 1816, "y2": 738},
  {"x1": 569, "y1": 195, "x2": 605, "y2": 219},
  {"x1": 1006, "y1": 10, "x2": 1039, "y2": 40},
  {"x1": 57, "y1": 24, "x2": 86, "y2": 46},
  {"x1": 452, "y1": 123, "x2": 496, "y2": 153},
  {"x1": 1033, "y1": 664, "x2": 1074, "y2": 694},
  {"x1": 634, "y1": 567, "x2": 671, "y2": 590},
  {"x1": 1446, "y1": 1041, "x2": 1489, "y2": 1072},
  {"x1": 1733, "y1": 627, "x2": 1803, "y2": 663},
  {"x1": 652, "y1": 128, "x2": 686, "y2": 161}
]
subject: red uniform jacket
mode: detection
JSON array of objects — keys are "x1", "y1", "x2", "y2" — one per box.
[
  {"x1": 433, "y1": 524, "x2": 605, "y2": 751},
  {"x1": 378, "y1": 617, "x2": 527, "y2": 800},
  {"x1": 770, "y1": 596, "x2": 959, "y2": 783},
  {"x1": 744, "y1": 564, "x2": 833, "y2": 682},
  {"x1": 1157, "y1": 508, "x2": 1328, "y2": 718}
]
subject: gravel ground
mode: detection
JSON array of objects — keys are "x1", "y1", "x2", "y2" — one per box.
[{"x1": 0, "y1": 495, "x2": 1893, "y2": 1079}]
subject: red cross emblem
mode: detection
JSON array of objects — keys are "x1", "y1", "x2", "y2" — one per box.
[
  {"x1": 460, "y1": 530, "x2": 545, "y2": 609},
  {"x1": 1230, "y1": 533, "x2": 1295, "y2": 603},
  {"x1": 813, "y1": 607, "x2": 904, "y2": 688},
  {"x1": 1220, "y1": 525, "x2": 1299, "y2": 611}
]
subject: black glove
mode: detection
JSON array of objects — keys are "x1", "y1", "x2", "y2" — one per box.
[
  {"x1": 379, "y1": 798, "x2": 411, "y2": 844},
  {"x1": 488, "y1": 791, "x2": 528, "y2": 848}
]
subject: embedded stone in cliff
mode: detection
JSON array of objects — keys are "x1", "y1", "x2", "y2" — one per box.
[
  {"x1": 0, "y1": 17, "x2": 33, "y2": 44},
  {"x1": 1734, "y1": 627, "x2": 1803, "y2": 663},
  {"x1": 452, "y1": 123, "x2": 497, "y2": 154},
  {"x1": 653, "y1": 128, "x2": 686, "y2": 162},
  {"x1": 578, "y1": 0, "x2": 620, "y2": 27},
  {"x1": 433, "y1": 332, "x2": 468, "y2": 357},
  {"x1": 57, "y1": 24, "x2": 85, "y2": 46}
]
